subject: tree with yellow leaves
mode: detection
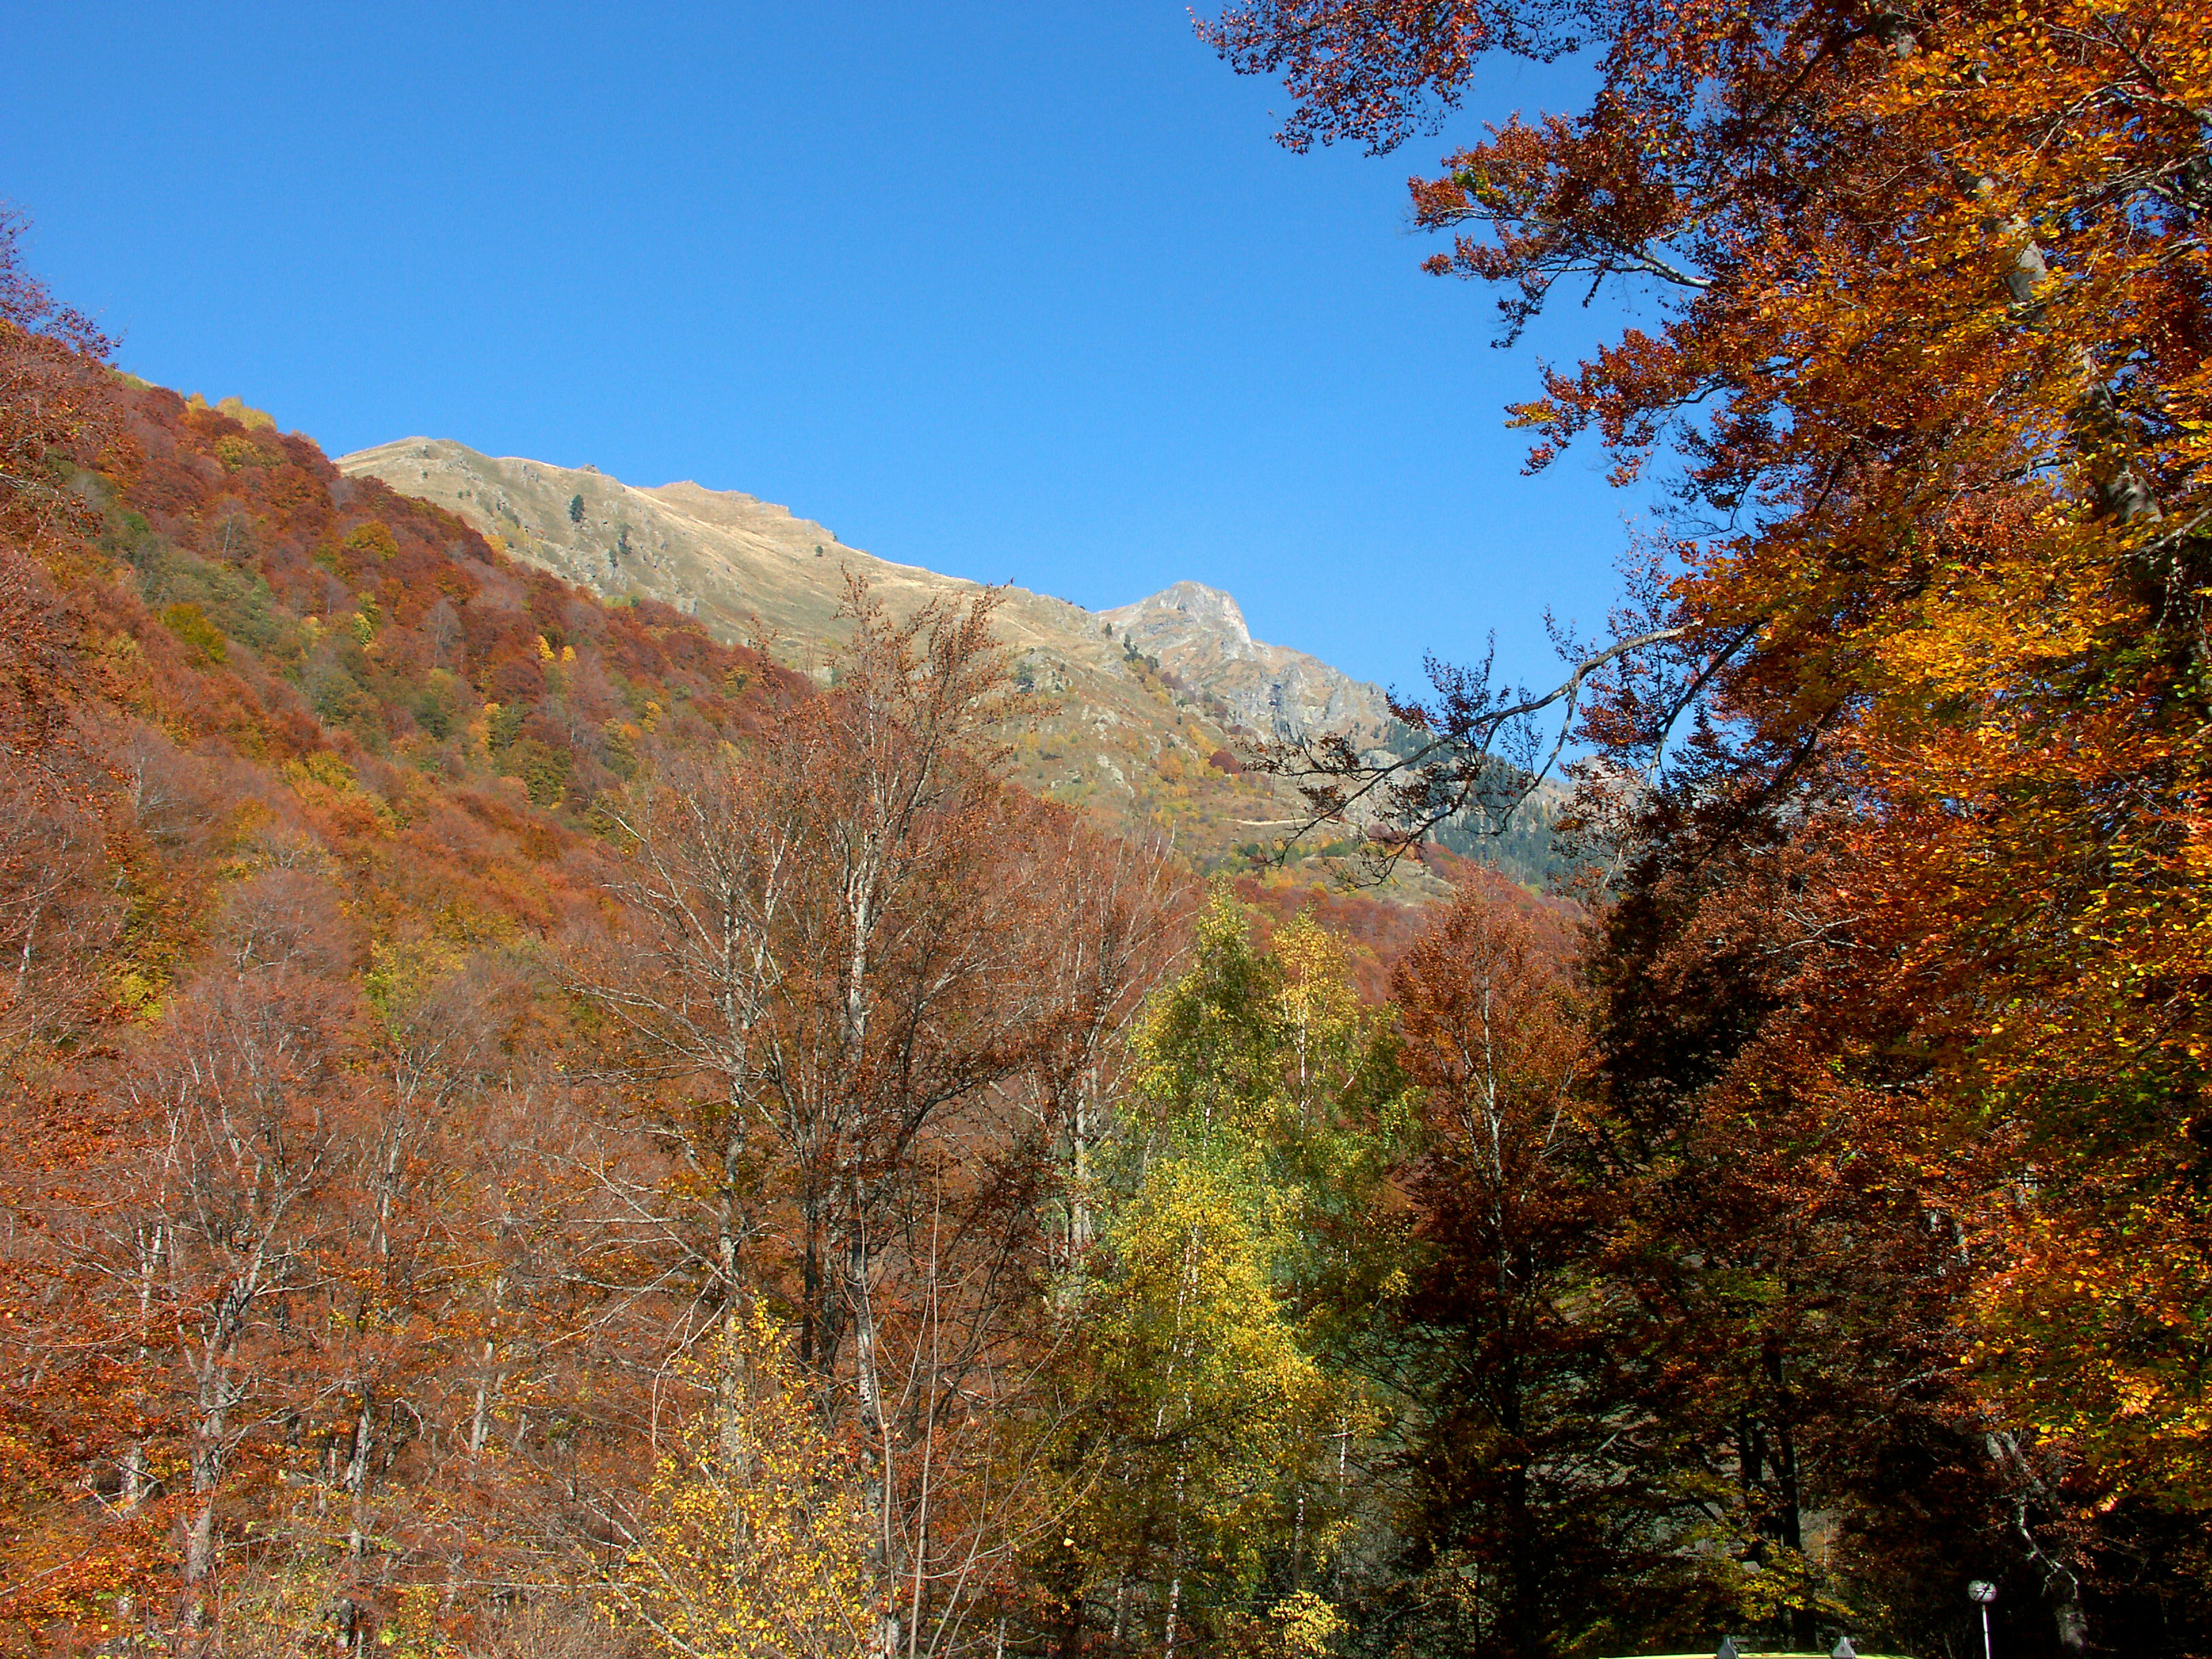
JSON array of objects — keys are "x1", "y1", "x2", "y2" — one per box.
[{"x1": 606, "y1": 1309, "x2": 878, "y2": 1659}]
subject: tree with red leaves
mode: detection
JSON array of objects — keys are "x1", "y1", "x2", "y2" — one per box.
[{"x1": 0, "y1": 207, "x2": 117, "y2": 555}]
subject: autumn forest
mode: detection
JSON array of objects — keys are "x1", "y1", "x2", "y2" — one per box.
[{"x1": 3, "y1": 1, "x2": 2209, "y2": 1657}]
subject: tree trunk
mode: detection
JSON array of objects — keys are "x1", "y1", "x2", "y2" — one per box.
[{"x1": 344, "y1": 1392, "x2": 374, "y2": 1558}]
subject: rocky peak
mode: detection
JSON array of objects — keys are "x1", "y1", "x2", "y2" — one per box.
[
  {"x1": 1101, "y1": 582, "x2": 1393, "y2": 745},
  {"x1": 1105, "y1": 581, "x2": 1257, "y2": 660}
]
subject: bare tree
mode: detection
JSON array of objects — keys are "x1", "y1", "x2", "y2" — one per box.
[
  {"x1": 581, "y1": 581, "x2": 1188, "y2": 1658},
  {"x1": 77, "y1": 873, "x2": 358, "y2": 1627}
]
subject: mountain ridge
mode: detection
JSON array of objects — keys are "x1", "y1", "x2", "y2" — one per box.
[
  {"x1": 338, "y1": 437, "x2": 1548, "y2": 888},
  {"x1": 339, "y1": 439, "x2": 1395, "y2": 745}
]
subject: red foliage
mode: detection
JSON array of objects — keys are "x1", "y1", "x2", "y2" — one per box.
[
  {"x1": 1235, "y1": 852, "x2": 1575, "y2": 1002},
  {"x1": 1200, "y1": 0, "x2": 1504, "y2": 155}
]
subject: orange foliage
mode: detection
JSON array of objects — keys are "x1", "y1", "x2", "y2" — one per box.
[
  {"x1": 1213, "y1": 0, "x2": 2212, "y2": 1635},
  {"x1": 0, "y1": 210, "x2": 1213, "y2": 1653}
]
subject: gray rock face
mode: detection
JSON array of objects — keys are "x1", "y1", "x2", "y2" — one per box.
[{"x1": 1100, "y1": 582, "x2": 1395, "y2": 745}]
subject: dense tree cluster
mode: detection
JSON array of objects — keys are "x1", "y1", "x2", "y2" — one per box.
[{"x1": 1210, "y1": 0, "x2": 2212, "y2": 1653}]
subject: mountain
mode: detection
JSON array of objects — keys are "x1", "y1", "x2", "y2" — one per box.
[
  {"x1": 1100, "y1": 581, "x2": 1395, "y2": 745},
  {"x1": 335, "y1": 440, "x2": 1391, "y2": 739},
  {"x1": 337, "y1": 438, "x2": 1552, "y2": 887}
]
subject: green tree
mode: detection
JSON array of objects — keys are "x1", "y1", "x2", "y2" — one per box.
[{"x1": 1045, "y1": 892, "x2": 1402, "y2": 1658}]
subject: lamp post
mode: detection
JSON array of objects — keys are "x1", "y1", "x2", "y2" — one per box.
[{"x1": 1968, "y1": 1580, "x2": 1998, "y2": 1659}]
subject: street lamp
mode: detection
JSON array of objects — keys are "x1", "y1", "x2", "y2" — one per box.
[{"x1": 1968, "y1": 1580, "x2": 1998, "y2": 1659}]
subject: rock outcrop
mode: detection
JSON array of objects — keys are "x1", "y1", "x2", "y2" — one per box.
[{"x1": 1100, "y1": 581, "x2": 1395, "y2": 744}]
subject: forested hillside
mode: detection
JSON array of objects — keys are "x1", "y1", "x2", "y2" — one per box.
[
  {"x1": 0, "y1": 217, "x2": 1540, "y2": 1657},
  {"x1": 0, "y1": 225, "x2": 1191, "y2": 1653}
]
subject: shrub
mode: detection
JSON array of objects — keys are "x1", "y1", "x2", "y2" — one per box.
[{"x1": 342, "y1": 521, "x2": 400, "y2": 562}]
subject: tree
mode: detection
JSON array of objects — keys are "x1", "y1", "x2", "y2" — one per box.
[
  {"x1": 606, "y1": 1308, "x2": 877, "y2": 1659},
  {"x1": 569, "y1": 494, "x2": 585, "y2": 526},
  {"x1": 66, "y1": 872, "x2": 361, "y2": 1629},
  {"x1": 1380, "y1": 885, "x2": 1641, "y2": 1659},
  {"x1": 0, "y1": 207, "x2": 117, "y2": 559},
  {"x1": 587, "y1": 579, "x2": 1187, "y2": 1659},
  {"x1": 1207, "y1": 0, "x2": 2212, "y2": 1639},
  {"x1": 1573, "y1": 783, "x2": 2010, "y2": 1655},
  {"x1": 1045, "y1": 893, "x2": 1398, "y2": 1659}
]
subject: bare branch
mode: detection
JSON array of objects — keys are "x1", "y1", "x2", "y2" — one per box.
[{"x1": 1248, "y1": 623, "x2": 1697, "y2": 882}]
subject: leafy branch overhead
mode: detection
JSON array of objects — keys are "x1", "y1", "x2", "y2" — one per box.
[
  {"x1": 1247, "y1": 618, "x2": 1704, "y2": 880},
  {"x1": 1221, "y1": 0, "x2": 2212, "y2": 1646}
]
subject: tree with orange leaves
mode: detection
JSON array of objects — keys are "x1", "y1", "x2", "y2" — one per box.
[
  {"x1": 1380, "y1": 885, "x2": 1628, "y2": 1659},
  {"x1": 587, "y1": 579, "x2": 1188, "y2": 1659},
  {"x1": 1209, "y1": 0, "x2": 2212, "y2": 1645},
  {"x1": 0, "y1": 206, "x2": 117, "y2": 560}
]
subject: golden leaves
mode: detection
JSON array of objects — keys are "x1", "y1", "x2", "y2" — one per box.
[{"x1": 604, "y1": 1309, "x2": 877, "y2": 1659}]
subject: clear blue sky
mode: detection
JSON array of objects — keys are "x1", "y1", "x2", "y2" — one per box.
[{"x1": 2, "y1": 2, "x2": 1636, "y2": 698}]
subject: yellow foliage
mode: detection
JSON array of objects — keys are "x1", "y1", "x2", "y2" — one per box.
[
  {"x1": 364, "y1": 932, "x2": 464, "y2": 1028},
  {"x1": 1063, "y1": 890, "x2": 1389, "y2": 1633},
  {"x1": 604, "y1": 1308, "x2": 877, "y2": 1659},
  {"x1": 214, "y1": 393, "x2": 275, "y2": 431},
  {"x1": 1264, "y1": 1589, "x2": 1342, "y2": 1659},
  {"x1": 213, "y1": 433, "x2": 274, "y2": 471},
  {"x1": 158, "y1": 601, "x2": 227, "y2": 665},
  {"x1": 375, "y1": 1585, "x2": 447, "y2": 1657},
  {"x1": 282, "y1": 752, "x2": 357, "y2": 794},
  {"x1": 342, "y1": 520, "x2": 400, "y2": 562}
]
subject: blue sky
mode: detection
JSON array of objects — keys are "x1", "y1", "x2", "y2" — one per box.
[{"x1": 2, "y1": 2, "x2": 1637, "y2": 697}]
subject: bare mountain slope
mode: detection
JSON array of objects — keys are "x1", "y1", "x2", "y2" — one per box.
[
  {"x1": 340, "y1": 438, "x2": 1112, "y2": 668},
  {"x1": 338, "y1": 438, "x2": 1549, "y2": 887}
]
